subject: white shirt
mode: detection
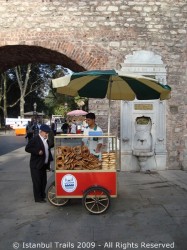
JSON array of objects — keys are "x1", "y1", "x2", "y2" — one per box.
[
  {"x1": 71, "y1": 123, "x2": 77, "y2": 134},
  {"x1": 83, "y1": 125, "x2": 103, "y2": 159},
  {"x1": 39, "y1": 135, "x2": 49, "y2": 164}
]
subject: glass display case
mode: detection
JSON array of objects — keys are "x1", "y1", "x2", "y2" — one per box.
[{"x1": 54, "y1": 134, "x2": 118, "y2": 172}]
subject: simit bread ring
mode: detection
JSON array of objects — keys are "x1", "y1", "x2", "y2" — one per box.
[
  {"x1": 81, "y1": 145, "x2": 90, "y2": 156},
  {"x1": 56, "y1": 163, "x2": 64, "y2": 170},
  {"x1": 73, "y1": 146, "x2": 82, "y2": 155},
  {"x1": 61, "y1": 146, "x2": 71, "y2": 155},
  {"x1": 56, "y1": 146, "x2": 63, "y2": 155},
  {"x1": 57, "y1": 156, "x2": 63, "y2": 161}
]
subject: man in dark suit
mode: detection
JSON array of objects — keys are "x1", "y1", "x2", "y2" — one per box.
[{"x1": 25, "y1": 124, "x2": 53, "y2": 203}]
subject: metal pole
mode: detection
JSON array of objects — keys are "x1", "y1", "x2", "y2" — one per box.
[
  {"x1": 33, "y1": 102, "x2": 37, "y2": 122},
  {"x1": 107, "y1": 79, "x2": 112, "y2": 135}
]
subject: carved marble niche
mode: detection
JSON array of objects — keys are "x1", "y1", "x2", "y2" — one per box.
[{"x1": 118, "y1": 50, "x2": 168, "y2": 171}]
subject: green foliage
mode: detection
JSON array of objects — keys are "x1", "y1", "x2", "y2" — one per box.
[
  {"x1": 45, "y1": 88, "x2": 78, "y2": 116},
  {"x1": 74, "y1": 96, "x2": 88, "y2": 111},
  {"x1": 53, "y1": 105, "x2": 68, "y2": 117},
  {"x1": 1, "y1": 63, "x2": 65, "y2": 117},
  {"x1": 1, "y1": 63, "x2": 88, "y2": 120}
]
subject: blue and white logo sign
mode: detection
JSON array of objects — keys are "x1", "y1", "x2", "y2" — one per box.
[{"x1": 61, "y1": 174, "x2": 77, "y2": 193}]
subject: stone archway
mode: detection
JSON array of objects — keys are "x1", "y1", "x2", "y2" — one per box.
[
  {"x1": 0, "y1": 40, "x2": 120, "y2": 132},
  {"x1": 0, "y1": 40, "x2": 118, "y2": 73},
  {"x1": 0, "y1": 45, "x2": 85, "y2": 73}
]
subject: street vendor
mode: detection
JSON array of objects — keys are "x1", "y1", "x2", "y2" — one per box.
[{"x1": 82, "y1": 112, "x2": 103, "y2": 160}]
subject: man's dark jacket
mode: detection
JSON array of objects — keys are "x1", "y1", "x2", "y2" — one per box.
[{"x1": 25, "y1": 135, "x2": 53, "y2": 169}]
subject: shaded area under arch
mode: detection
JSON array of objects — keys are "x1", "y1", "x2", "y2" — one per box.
[{"x1": 0, "y1": 45, "x2": 85, "y2": 73}]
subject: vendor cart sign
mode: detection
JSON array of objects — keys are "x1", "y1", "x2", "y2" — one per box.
[{"x1": 61, "y1": 174, "x2": 77, "y2": 193}]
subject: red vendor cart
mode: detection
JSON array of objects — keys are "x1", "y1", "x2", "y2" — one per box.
[{"x1": 47, "y1": 134, "x2": 118, "y2": 214}]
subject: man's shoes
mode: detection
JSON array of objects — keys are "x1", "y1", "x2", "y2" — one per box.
[
  {"x1": 35, "y1": 199, "x2": 47, "y2": 203},
  {"x1": 46, "y1": 167, "x2": 55, "y2": 172}
]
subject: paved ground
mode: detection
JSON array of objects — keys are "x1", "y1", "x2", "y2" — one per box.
[
  {"x1": 0, "y1": 130, "x2": 26, "y2": 156},
  {"x1": 0, "y1": 145, "x2": 187, "y2": 250}
]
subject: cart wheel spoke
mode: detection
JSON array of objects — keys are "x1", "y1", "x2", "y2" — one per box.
[
  {"x1": 47, "y1": 182, "x2": 69, "y2": 207},
  {"x1": 97, "y1": 200, "x2": 108, "y2": 208},
  {"x1": 85, "y1": 199, "x2": 96, "y2": 205},
  {"x1": 83, "y1": 187, "x2": 110, "y2": 214}
]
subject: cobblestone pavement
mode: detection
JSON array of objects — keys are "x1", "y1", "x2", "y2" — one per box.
[{"x1": 0, "y1": 146, "x2": 187, "y2": 250}]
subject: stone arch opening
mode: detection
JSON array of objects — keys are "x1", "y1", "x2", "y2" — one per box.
[
  {"x1": 0, "y1": 45, "x2": 85, "y2": 73},
  {"x1": 0, "y1": 41, "x2": 115, "y2": 73}
]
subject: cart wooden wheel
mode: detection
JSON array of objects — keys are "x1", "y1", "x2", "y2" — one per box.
[
  {"x1": 47, "y1": 182, "x2": 69, "y2": 207},
  {"x1": 82, "y1": 186, "x2": 110, "y2": 214}
]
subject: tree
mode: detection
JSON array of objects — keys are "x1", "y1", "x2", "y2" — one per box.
[
  {"x1": 0, "y1": 64, "x2": 79, "y2": 124},
  {"x1": 15, "y1": 64, "x2": 51, "y2": 118},
  {"x1": 0, "y1": 63, "x2": 58, "y2": 122},
  {"x1": 0, "y1": 71, "x2": 21, "y2": 123},
  {"x1": 74, "y1": 96, "x2": 88, "y2": 110},
  {"x1": 0, "y1": 73, "x2": 7, "y2": 124},
  {"x1": 45, "y1": 89, "x2": 77, "y2": 117},
  {"x1": 15, "y1": 64, "x2": 31, "y2": 118}
]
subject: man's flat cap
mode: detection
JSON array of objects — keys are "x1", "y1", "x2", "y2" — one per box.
[{"x1": 40, "y1": 124, "x2": 51, "y2": 132}]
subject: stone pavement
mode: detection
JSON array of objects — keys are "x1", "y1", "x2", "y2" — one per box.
[{"x1": 0, "y1": 146, "x2": 187, "y2": 250}]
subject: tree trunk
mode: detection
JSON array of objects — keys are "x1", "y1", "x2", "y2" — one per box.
[
  {"x1": 3, "y1": 75, "x2": 7, "y2": 121},
  {"x1": 20, "y1": 97, "x2": 25, "y2": 118},
  {"x1": 16, "y1": 64, "x2": 31, "y2": 118}
]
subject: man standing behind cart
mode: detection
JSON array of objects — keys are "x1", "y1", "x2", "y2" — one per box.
[
  {"x1": 25, "y1": 124, "x2": 53, "y2": 203},
  {"x1": 82, "y1": 113, "x2": 103, "y2": 160},
  {"x1": 61, "y1": 120, "x2": 69, "y2": 134},
  {"x1": 70, "y1": 120, "x2": 77, "y2": 134}
]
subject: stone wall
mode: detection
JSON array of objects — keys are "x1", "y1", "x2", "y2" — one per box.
[{"x1": 0, "y1": 0, "x2": 186, "y2": 169}]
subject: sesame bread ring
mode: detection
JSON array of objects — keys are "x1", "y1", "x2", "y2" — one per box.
[
  {"x1": 57, "y1": 156, "x2": 63, "y2": 161},
  {"x1": 56, "y1": 163, "x2": 64, "y2": 170},
  {"x1": 69, "y1": 152, "x2": 75, "y2": 158},
  {"x1": 73, "y1": 146, "x2": 82, "y2": 155},
  {"x1": 81, "y1": 145, "x2": 90, "y2": 156},
  {"x1": 74, "y1": 165, "x2": 83, "y2": 170},
  {"x1": 61, "y1": 146, "x2": 71, "y2": 155},
  {"x1": 75, "y1": 155, "x2": 83, "y2": 160},
  {"x1": 57, "y1": 147, "x2": 63, "y2": 155}
]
